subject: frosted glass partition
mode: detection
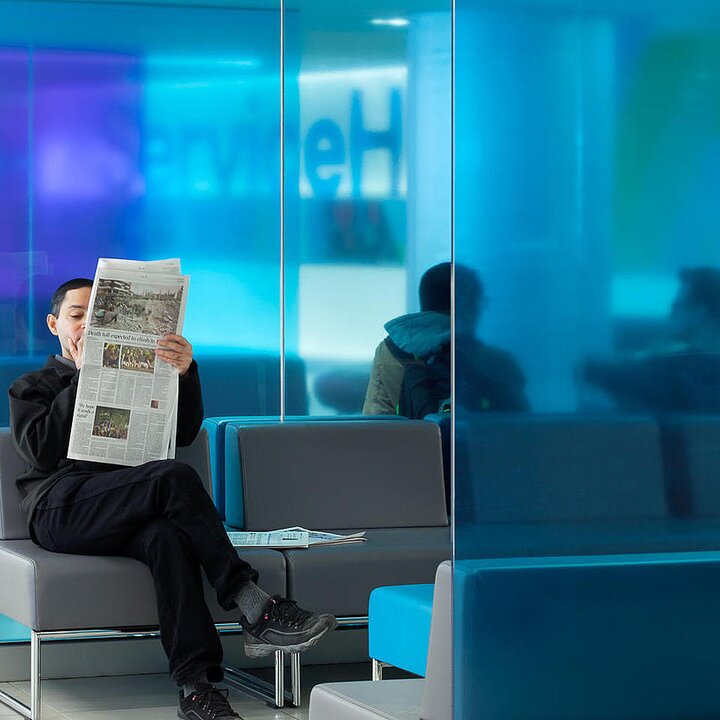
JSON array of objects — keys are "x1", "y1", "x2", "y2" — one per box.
[
  {"x1": 0, "y1": 0, "x2": 284, "y2": 424},
  {"x1": 283, "y1": 2, "x2": 452, "y2": 415},
  {"x1": 456, "y1": 1, "x2": 720, "y2": 420},
  {"x1": 455, "y1": 1, "x2": 720, "y2": 717}
]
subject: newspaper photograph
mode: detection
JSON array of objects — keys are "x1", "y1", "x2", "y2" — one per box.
[
  {"x1": 90, "y1": 277, "x2": 184, "y2": 336},
  {"x1": 67, "y1": 258, "x2": 189, "y2": 467}
]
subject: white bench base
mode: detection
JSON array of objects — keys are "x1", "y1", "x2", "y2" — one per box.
[{"x1": 309, "y1": 678, "x2": 424, "y2": 720}]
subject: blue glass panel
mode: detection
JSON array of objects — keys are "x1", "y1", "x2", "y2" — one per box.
[
  {"x1": 0, "y1": 0, "x2": 282, "y2": 427},
  {"x1": 31, "y1": 50, "x2": 145, "y2": 358},
  {"x1": 456, "y1": 2, "x2": 720, "y2": 717},
  {"x1": 0, "y1": 49, "x2": 30, "y2": 367},
  {"x1": 0, "y1": 615, "x2": 29, "y2": 643},
  {"x1": 284, "y1": 5, "x2": 451, "y2": 416}
]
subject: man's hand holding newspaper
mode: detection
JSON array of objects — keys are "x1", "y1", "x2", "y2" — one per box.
[{"x1": 156, "y1": 334, "x2": 194, "y2": 376}]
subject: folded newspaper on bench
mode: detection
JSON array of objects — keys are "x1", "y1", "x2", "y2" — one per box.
[
  {"x1": 227, "y1": 527, "x2": 367, "y2": 549},
  {"x1": 67, "y1": 258, "x2": 189, "y2": 466}
]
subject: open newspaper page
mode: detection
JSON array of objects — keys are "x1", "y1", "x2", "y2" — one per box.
[
  {"x1": 227, "y1": 527, "x2": 366, "y2": 549},
  {"x1": 227, "y1": 529, "x2": 309, "y2": 549},
  {"x1": 67, "y1": 259, "x2": 189, "y2": 466}
]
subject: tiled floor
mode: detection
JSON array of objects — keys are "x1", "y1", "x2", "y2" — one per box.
[{"x1": 0, "y1": 664, "x2": 398, "y2": 720}]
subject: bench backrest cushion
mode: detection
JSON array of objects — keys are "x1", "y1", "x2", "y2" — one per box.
[
  {"x1": 176, "y1": 427, "x2": 212, "y2": 497},
  {"x1": 0, "y1": 428, "x2": 31, "y2": 540},
  {"x1": 207, "y1": 414, "x2": 401, "y2": 519},
  {"x1": 227, "y1": 420, "x2": 448, "y2": 530},
  {"x1": 663, "y1": 415, "x2": 720, "y2": 517},
  {"x1": 0, "y1": 427, "x2": 211, "y2": 541},
  {"x1": 456, "y1": 414, "x2": 667, "y2": 524}
]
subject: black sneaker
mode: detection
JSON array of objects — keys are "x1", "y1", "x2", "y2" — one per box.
[
  {"x1": 178, "y1": 683, "x2": 242, "y2": 720},
  {"x1": 242, "y1": 595, "x2": 337, "y2": 658}
]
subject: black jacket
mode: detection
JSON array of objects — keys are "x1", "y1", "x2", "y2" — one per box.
[{"x1": 8, "y1": 355, "x2": 204, "y2": 519}]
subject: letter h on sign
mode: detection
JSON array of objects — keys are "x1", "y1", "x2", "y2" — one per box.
[
  {"x1": 350, "y1": 89, "x2": 402, "y2": 199},
  {"x1": 304, "y1": 89, "x2": 403, "y2": 199}
]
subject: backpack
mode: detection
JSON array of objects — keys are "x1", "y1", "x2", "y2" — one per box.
[{"x1": 387, "y1": 339, "x2": 451, "y2": 419}]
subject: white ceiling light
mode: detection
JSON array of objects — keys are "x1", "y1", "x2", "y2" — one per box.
[{"x1": 370, "y1": 17, "x2": 409, "y2": 27}]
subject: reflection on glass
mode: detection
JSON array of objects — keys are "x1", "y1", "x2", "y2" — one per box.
[
  {"x1": 363, "y1": 261, "x2": 452, "y2": 417},
  {"x1": 583, "y1": 267, "x2": 720, "y2": 412},
  {"x1": 456, "y1": 263, "x2": 529, "y2": 413},
  {"x1": 362, "y1": 261, "x2": 527, "y2": 417},
  {"x1": 285, "y1": 4, "x2": 451, "y2": 415}
]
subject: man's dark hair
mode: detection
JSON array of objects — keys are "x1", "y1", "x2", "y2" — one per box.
[
  {"x1": 419, "y1": 262, "x2": 484, "y2": 316},
  {"x1": 679, "y1": 267, "x2": 720, "y2": 324},
  {"x1": 50, "y1": 278, "x2": 93, "y2": 317},
  {"x1": 419, "y1": 262, "x2": 452, "y2": 313}
]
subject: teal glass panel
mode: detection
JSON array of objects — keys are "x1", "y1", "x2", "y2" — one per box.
[
  {"x1": 0, "y1": 615, "x2": 29, "y2": 643},
  {"x1": 283, "y1": 2, "x2": 451, "y2": 416},
  {"x1": 456, "y1": 1, "x2": 720, "y2": 717},
  {"x1": 0, "y1": 0, "x2": 283, "y2": 428}
]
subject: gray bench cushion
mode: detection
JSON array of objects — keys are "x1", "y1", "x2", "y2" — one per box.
[
  {"x1": 663, "y1": 415, "x2": 720, "y2": 517},
  {"x1": 0, "y1": 428, "x2": 30, "y2": 540},
  {"x1": 233, "y1": 421, "x2": 448, "y2": 531},
  {"x1": 0, "y1": 539, "x2": 286, "y2": 631},
  {"x1": 457, "y1": 414, "x2": 667, "y2": 524},
  {"x1": 282, "y1": 527, "x2": 451, "y2": 616},
  {"x1": 0, "y1": 428, "x2": 214, "y2": 541},
  {"x1": 177, "y1": 429, "x2": 214, "y2": 497},
  {"x1": 0, "y1": 425, "x2": 286, "y2": 631}
]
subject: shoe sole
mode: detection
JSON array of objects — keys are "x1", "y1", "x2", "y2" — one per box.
[
  {"x1": 178, "y1": 704, "x2": 240, "y2": 719},
  {"x1": 243, "y1": 616, "x2": 338, "y2": 658}
]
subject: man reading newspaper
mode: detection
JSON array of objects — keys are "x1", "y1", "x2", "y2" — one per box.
[{"x1": 8, "y1": 277, "x2": 336, "y2": 720}]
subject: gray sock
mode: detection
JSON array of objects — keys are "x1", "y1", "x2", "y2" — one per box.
[
  {"x1": 182, "y1": 671, "x2": 209, "y2": 698},
  {"x1": 235, "y1": 581, "x2": 271, "y2": 624}
]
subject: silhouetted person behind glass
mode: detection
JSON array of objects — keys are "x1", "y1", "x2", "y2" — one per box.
[
  {"x1": 584, "y1": 267, "x2": 720, "y2": 413},
  {"x1": 363, "y1": 262, "x2": 529, "y2": 416}
]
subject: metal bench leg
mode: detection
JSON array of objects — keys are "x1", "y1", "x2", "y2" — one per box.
[
  {"x1": 274, "y1": 650, "x2": 284, "y2": 707},
  {"x1": 31, "y1": 631, "x2": 41, "y2": 720},
  {"x1": 372, "y1": 658, "x2": 383, "y2": 681},
  {"x1": 290, "y1": 652, "x2": 301, "y2": 706}
]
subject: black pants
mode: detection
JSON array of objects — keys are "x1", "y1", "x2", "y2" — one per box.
[{"x1": 30, "y1": 460, "x2": 258, "y2": 685}]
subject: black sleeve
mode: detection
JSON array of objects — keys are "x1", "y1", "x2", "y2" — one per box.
[
  {"x1": 176, "y1": 360, "x2": 204, "y2": 447},
  {"x1": 509, "y1": 361, "x2": 530, "y2": 412},
  {"x1": 8, "y1": 372, "x2": 79, "y2": 471}
]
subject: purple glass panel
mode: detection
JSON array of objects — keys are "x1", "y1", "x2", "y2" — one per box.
[
  {"x1": 0, "y1": 49, "x2": 29, "y2": 356},
  {"x1": 33, "y1": 51, "x2": 144, "y2": 278}
]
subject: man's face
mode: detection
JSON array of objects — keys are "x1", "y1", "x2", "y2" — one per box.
[{"x1": 46, "y1": 286, "x2": 91, "y2": 358}]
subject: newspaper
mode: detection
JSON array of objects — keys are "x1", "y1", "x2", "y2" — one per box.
[
  {"x1": 227, "y1": 527, "x2": 367, "y2": 549},
  {"x1": 67, "y1": 258, "x2": 189, "y2": 466}
]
